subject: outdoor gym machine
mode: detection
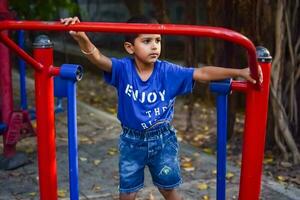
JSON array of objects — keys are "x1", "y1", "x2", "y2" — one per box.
[{"x1": 0, "y1": 19, "x2": 271, "y2": 200}]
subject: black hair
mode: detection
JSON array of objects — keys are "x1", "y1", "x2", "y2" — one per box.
[{"x1": 124, "y1": 15, "x2": 159, "y2": 44}]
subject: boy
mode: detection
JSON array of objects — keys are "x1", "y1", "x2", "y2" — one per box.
[{"x1": 61, "y1": 16, "x2": 261, "y2": 200}]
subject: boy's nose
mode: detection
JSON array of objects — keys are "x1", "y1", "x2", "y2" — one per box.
[{"x1": 151, "y1": 43, "x2": 158, "y2": 49}]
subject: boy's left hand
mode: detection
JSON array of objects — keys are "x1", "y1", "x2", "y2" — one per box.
[{"x1": 241, "y1": 65, "x2": 263, "y2": 84}]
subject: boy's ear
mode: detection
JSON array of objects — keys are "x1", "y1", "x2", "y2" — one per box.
[{"x1": 124, "y1": 42, "x2": 134, "y2": 54}]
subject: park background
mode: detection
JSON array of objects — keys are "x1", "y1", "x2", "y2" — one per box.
[{"x1": 6, "y1": 0, "x2": 300, "y2": 196}]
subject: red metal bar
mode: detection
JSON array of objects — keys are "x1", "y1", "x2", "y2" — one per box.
[
  {"x1": 0, "y1": 31, "x2": 43, "y2": 71},
  {"x1": 0, "y1": 20, "x2": 260, "y2": 88},
  {"x1": 33, "y1": 44, "x2": 57, "y2": 200},
  {"x1": 238, "y1": 61, "x2": 271, "y2": 200},
  {"x1": 49, "y1": 66, "x2": 60, "y2": 76},
  {"x1": 0, "y1": 1, "x2": 15, "y2": 157},
  {"x1": 231, "y1": 81, "x2": 249, "y2": 92}
]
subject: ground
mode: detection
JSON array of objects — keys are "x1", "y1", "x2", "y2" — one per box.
[{"x1": 76, "y1": 67, "x2": 300, "y2": 190}]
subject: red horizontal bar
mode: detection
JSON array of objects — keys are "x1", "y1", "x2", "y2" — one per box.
[
  {"x1": 0, "y1": 20, "x2": 260, "y2": 89},
  {"x1": 49, "y1": 66, "x2": 60, "y2": 76},
  {"x1": 0, "y1": 31, "x2": 43, "y2": 71},
  {"x1": 231, "y1": 81, "x2": 249, "y2": 92}
]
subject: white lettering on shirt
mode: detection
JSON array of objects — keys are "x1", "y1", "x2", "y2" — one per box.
[
  {"x1": 141, "y1": 123, "x2": 148, "y2": 129},
  {"x1": 147, "y1": 92, "x2": 157, "y2": 103},
  {"x1": 154, "y1": 107, "x2": 160, "y2": 116},
  {"x1": 124, "y1": 84, "x2": 166, "y2": 104}
]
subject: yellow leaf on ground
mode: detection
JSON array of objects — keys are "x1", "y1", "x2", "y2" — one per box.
[
  {"x1": 202, "y1": 195, "x2": 210, "y2": 200},
  {"x1": 181, "y1": 161, "x2": 195, "y2": 172},
  {"x1": 28, "y1": 192, "x2": 37, "y2": 196},
  {"x1": 277, "y1": 176, "x2": 287, "y2": 182},
  {"x1": 78, "y1": 135, "x2": 90, "y2": 143},
  {"x1": 263, "y1": 158, "x2": 274, "y2": 164},
  {"x1": 212, "y1": 169, "x2": 217, "y2": 175},
  {"x1": 93, "y1": 159, "x2": 101, "y2": 166},
  {"x1": 226, "y1": 172, "x2": 235, "y2": 179},
  {"x1": 107, "y1": 147, "x2": 118, "y2": 156},
  {"x1": 197, "y1": 182, "x2": 208, "y2": 190},
  {"x1": 58, "y1": 189, "x2": 67, "y2": 198},
  {"x1": 92, "y1": 184, "x2": 101, "y2": 192},
  {"x1": 203, "y1": 148, "x2": 214, "y2": 154},
  {"x1": 79, "y1": 157, "x2": 87, "y2": 161}
]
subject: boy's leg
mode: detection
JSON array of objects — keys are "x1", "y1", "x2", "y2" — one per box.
[
  {"x1": 119, "y1": 192, "x2": 138, "y2": 200},
  {"x1": 158, "y1": 188, "x2": 183, "y2": 200},
  {"x1": 118, "y1": 134, "x2": 147, "y2": 196},
  {"x1": 148, "y1": 127, "x2": 183, "y2": 198}
]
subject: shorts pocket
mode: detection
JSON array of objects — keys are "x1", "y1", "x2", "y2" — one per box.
[{"x1": 164, "y1": 134, "x2": 179, "y2": 153}]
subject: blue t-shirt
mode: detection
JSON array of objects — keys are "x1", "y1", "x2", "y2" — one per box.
[{"x1": 104, "y1": 57, "x2": 194, "y2": 130}]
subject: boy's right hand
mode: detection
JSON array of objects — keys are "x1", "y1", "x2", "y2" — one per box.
[{"x1": 60, "y1": 17, "x2": 87, "y2": 42}]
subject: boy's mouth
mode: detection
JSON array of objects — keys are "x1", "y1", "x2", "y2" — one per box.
[{"x1": 149, "y1": 53, "x2": 159, "y2": 57}]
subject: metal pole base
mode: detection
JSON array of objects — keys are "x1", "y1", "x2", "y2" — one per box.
[{"x1": 0, "y1": 152, "x2": 28, "y2": 170}]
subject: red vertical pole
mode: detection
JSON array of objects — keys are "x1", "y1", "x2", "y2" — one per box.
[
  {"x1": 239, "y1": 47, "x2": 272, "y2": 200},
  {"x1": 0, "y1": 0, "x2": 15, "y2": 157},
  {"x1": 33, "y1": 35, "x2": 57, "y2": 200}
]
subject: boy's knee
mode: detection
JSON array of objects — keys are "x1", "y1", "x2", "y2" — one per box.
[
  {"x1": 119, "y1": 192, "x2": 137, "y2": 200},
  {"x1": 158, "y1": 188, "x2": 182, "y2": 200}
]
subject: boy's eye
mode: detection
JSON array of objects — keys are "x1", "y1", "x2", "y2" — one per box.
[
  {"x1": 143, "y1": 39, "x2": 151, "y2": 44},
  {"x1": 156, "y1": 39, "x2": 161, "y2": 43}
]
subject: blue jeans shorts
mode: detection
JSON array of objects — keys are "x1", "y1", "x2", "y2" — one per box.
[{"x1": 118, "y1": 123, "x2": 182, "y2": 193}]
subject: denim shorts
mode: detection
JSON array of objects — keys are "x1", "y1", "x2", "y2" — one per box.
[{"x1": 118, "y1": 123, "x2": 182, "y2": 193}]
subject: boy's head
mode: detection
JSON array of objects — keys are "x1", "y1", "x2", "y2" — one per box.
[
  {"x1": 124, "y1": 15, "x2": 159, "y2": 44},
  {"x1": 124, "y1": 16, "x2": 161, "y2": 65}
]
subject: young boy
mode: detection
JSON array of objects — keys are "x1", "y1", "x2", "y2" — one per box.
[{"x1": 61, "y1": 16, "x2": 261, "y2": 200}]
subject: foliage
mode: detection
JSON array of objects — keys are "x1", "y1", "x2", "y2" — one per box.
[{"x1": 9, "y1": 0, "x2": 79, "y2": 20}]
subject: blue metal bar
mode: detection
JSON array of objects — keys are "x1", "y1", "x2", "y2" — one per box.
[
  {"x1": 209, "y1": 79, "x2": 231, "y2": 200},
  {"x1": 59, "y1": 64, "x2": 83, "y2": 200},
  {"x1": 18, "y1": 30, "x2": 27, "y2": 110},
  {"x1": 216, "y1": 94, "x2": 228, "y2": 200},
  {"x1": 67, "y1": 80, "x2": 79, "y2": 200}
]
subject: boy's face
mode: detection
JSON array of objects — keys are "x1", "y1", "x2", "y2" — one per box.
[{"x1": 124, "y1": 34, "x2": 161, "y2": 65}]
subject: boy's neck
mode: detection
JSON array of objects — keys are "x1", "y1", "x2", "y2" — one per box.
[
  {"x1": 134, "y1": 58, "x2": 155, "y2": 81},
  {"x1": 134, "y1": 58, "x2": 155, "y2": 73}
]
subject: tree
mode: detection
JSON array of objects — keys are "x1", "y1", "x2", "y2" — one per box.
[
  {"x1": 268, "y1": 0, "x2": 300, "y2": 164},
  {"x1": 9, "y1": 0, "x2": 78, "y2": 20}
]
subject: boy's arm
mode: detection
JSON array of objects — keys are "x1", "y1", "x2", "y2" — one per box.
[
  {"x1": 61, "y1": 17, "x2": 112, "y2": 73},
  {"x1": 193, "y1": 66, "x2": 262, "y2": 84}
]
